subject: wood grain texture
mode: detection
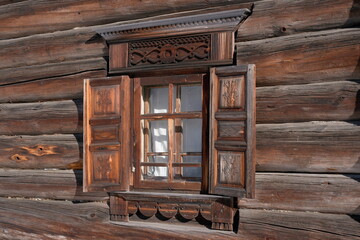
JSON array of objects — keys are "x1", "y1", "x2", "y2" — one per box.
[
  {"x1": 237, "y1": 0, "x2": 360, "y2": 41},
  {"x1": 0, "y1": 81, "x2": 357, "y2": 135},
  {"x1": 0, "y1": 28, "x2": 106, "y2": 71},
  {"x1": 239, "y1": 209, "x2": 360, "y2": 240},
  {"x1": 0, "y1": 57, "x2": 106, "y2": 86},
  {"x1": 0, "y1": 121, "x2": 357, "y2": 173},
  {"x1": 0, "y1": 0, "x2": 254, "y2": 40},
  {"x1": 0, "y1": 70, "x2": 105, "y2": 103},
  {"x1": 0, "y1": 169, "x2": 108, "y2": 201},
  {"x1": 0, "y1": 134, "x2": 82, "y2": 169},
  {"x1": 0, "y1": 99, "x2": 83, "y2": 135},
  {"x1": 0, "y1": 170, "x2": 358, "y2": 214},
  {"x1": 237, "y1": 28, "x2": 360, "y2": 86},
  {"x1": 257, "y1": 81, "x2": 360, "y2": 123},
  {"x1": 0, "y1": 198, "x2": 241, "y2": 240},
  {"x1": 238, "y1": 173, "x2": 360, "y2": 215},
  {"x1": 256, "y1": 121, "x2": 360, "y2": 173}
]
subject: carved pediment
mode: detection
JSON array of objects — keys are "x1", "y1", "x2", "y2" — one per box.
[
  {"x1": 94, "y1": 8, "x2": 251, "y2": 74},
  {"x1": 96, "y1": 9, "x2": 251, "y2": 42}
]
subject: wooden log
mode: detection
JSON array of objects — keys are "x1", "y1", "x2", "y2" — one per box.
[
  {"x1": 0, "y1": 57, "x2": 106, "y2": 86},
  {"x1": 1, "y1": 80, "x2": 358, "y2": 134},
  {"x1": 237, "y1": 0, "x2": 360, "y2": 41},
  {"x1": 0, "y1": 121, "x2": 357, "y2": 173},
  {"x1": 0, "y1": 0, "x2": 26, "y2": 6},
  {"x1": 0, "y1": 99, "x2": 83, "y2": 135},
  {"x1": 0, "y1": 134, "x2": 82, "y2": 169},
  {"x1": 238, "y1": 173, "x2": 360, "y2": 215},
  {"x1": 0, "y1": 70, "x2": 105, "y2": 103},
  {"x1": 237, "y1": 28, "x2": 360, "y2": 86},
  {"x1": 256, "y1": 121, "x2": 360, "y2": 173},
  {"x1": 0, "y1": 169, "x2": 107, "y2": 201},
  {"x1": 1, "y1": 79, "x2": 358, "y2": 134},
  {"x1": 239, "y1": 209, "x2": 360, "y2": 240},
  {"x1": 0, "y1": 28, "x2": 106, "y2": 71},
  {"x1": 0, "y1": 198, "x2": 358, "y2": 239},
  {"x1": 0, "y1": 198, "x2": 239, "y2": 240},
  {"x1": 257, "y1": 81, "x2": 360, "y2": 123},
  {"x1": 0, "y1": 0, "x2": 254, "y2": 40},
  {"x1": 0, "y1": 169, "x2": 358, "y2": 214}
]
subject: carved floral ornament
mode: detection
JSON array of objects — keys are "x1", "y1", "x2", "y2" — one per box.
[
  {"x1": 129, "y1": 35, "x2": 210, "y2": 66},
  {"x1": 94, "y1": 8, "x2": 251, "y2": 72}
]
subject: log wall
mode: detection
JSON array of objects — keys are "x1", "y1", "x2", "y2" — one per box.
[{"x1": 0, "y1": 0, "x2": 359, "y2": 239}]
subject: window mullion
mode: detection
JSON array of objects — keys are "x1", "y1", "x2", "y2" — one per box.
[{"x1": 168, "y1": 84, "x2": 174, "y2": 182}]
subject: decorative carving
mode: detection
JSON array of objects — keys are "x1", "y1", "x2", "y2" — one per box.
[
  {"x1": 128, "y1": 35, "x2": 210, "y2": 67},
  {"x1": 93, "y1": 87, "x2": 118, "y2": 116},
  {"x1": 211, "y1": 200, "x2": 234, "y2": 231},
  {"x1": 218, "y1": 121, "x2": 245, "y2": 139},
  {"x1": 219, "y1": 152, "x2": 243, "y2": 185},
  {"x1": 110, "y1": 196, "x2": 129, "y2": 222},
  {"x1": 219, "y1": 76, "x2": 245, "y2": 109},
  {"x1": 109, "y1": 194, "x2": 235, "y2": 231},
  {"x1": 93, "y1": 154, "x2": 112, "y2": 181},
  {"x1": 96, "y1": 89, "x2": 112, "y2": 110},
  {"x1": 95, "y1": 9, "x2": 251, "y2": 42}
]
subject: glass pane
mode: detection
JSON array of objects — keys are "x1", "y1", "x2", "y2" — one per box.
[
  {"x1": 149, "y1": 120, "x2": 168, "y2": 153},
  {"x1": 182, "y1": 119, "x2": 202, "y2": 152},
  {"x1": 183, "y1": 156, "x2": 202, "y2": 178},
  {"x1": 147, "y1": 155, "x2": 168, "y2": 164},
  {"x1": 141, "y1": 166, "x2": 168, "y2": 180},
  {"x1": 148, "y1": 87, "x2": 168, "y2": 114},
  {"x1": 180, "y1": 85, "x2": 202, "y2": 112}
]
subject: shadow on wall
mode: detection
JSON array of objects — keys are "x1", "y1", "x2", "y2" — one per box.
[
  {"x1": 344, "y1": 2, "x2": 360, "y2": 222},
  {"x1": 343, "y1": 0, "x2": 360, "y2": 28},
  {"x1": 74, "y1": 98, "x2": 85, "y2": 202},
  {"x1": 346, "y1": 166, "x2": 360, "y2": 223},
  {"x1": 348, "y1": 1, "x2": 360, "y2": 121}
]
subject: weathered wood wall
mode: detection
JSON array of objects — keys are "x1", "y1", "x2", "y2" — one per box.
[{"x1": 0, "y1": 0, "x2": 359, "y2": 239}]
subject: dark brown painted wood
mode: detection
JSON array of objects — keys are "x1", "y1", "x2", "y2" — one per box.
[
  {"x1": 0, "y1": 57, "x2": 106, "y2": 86},
  {"x1": 237, "y1": 0, "x2": 360, "y2": 41},
  {"x1": 0, "y1": 70, "x2": 105, "y2": 103},
  {"x1": 0, "y1": 134, "x2": 82, "y2": 169},
  {"x1": 256, "y1": 121, "x2": 360, "y2": 173},
  {"x1": 237, "y1": 28, "x2": 360, "y2": 86},
  {"x1": 257, "y1": 81, "x2": 360, "y2": 123}
]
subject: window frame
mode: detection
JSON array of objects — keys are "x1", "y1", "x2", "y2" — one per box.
[{"x1": 133, "y1": 73, "x2": 209, "y2": 192}]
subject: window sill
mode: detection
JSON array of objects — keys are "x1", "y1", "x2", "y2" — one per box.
[{"x1": 110, "y1": 191, "x2": 236, "y2": 231}]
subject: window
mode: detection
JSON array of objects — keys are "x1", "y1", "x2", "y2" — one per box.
[
  {"x1": 134, "y1": 74, "x2": 208, "y2": 191},
  {"x1": 83, "y1": 8, "x2": 255, "y2": 231}
]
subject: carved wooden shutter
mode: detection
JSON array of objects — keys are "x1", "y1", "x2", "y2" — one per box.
[
  {"x1": 209, "y1": 65, "x2": 256, "y2": 198},
  {"x1": 84, "y1": 76, "x2": 131, "y2": 192}
]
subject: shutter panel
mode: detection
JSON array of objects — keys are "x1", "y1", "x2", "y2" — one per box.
[
  {"x1": 209, "y1": 65, "x2": 256, "y2": 198},
  {"x1": 84, "y1": 76, "x2": 131, "y2": 192}
]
